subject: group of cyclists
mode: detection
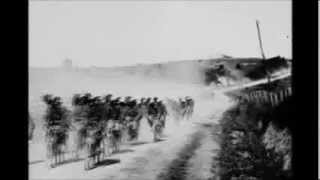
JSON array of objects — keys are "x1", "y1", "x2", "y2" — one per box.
[
  {"x1": 178, "y1": 96, "x2": 195, "y2": 120},
  {"x1": 29, "y1": 93, "x2": 195, "y2": 170},
  {"x1": 167, "y1": 96, "x2": 195, "y2": 121},
  {"x1": 38, "y1": 93, "x2": 170, "y2": 169}
]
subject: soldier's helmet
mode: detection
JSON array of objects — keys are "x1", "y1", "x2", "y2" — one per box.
[
  {"x1": 105, "y1": 94, "x2": 113, "y2": 100},
  {"x1": 125, "y1": 96, "x2": 132, "y2": 102},
  {"x1": 131, "y1": 99, "x2": 137, "y2": 105},
  {"x1": 153, "y1": 97, "x2": 158, "y2": 101}
]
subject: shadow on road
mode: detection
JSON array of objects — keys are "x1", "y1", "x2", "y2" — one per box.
[
  {"x1": 55, "y1": 158, "x2": 85, "y2": 166},
  {"x1": 29, "y1": 160, "x2": 45, "y2": 165},
  {"x1": 154, "y1": 138, "x2": 166, "y2": 143},
  {"x1": 128, "y1": 141, "x2": 150, "y2": 146},
  {"x1": 113, "y1": 149, "x2": 134, "y2": 155},
  {"x1": 193, "y1": 122, "x2": 213, "y2": 128},
  {"x1": 160, "y1": 134, "x2": 170, "y2": 138},
  {"x1": 30, "y1": 157, "x2": 86, "y2": 168},
  {"x1": 92, "y1": 159, "x2": 121, "y2": 169}
]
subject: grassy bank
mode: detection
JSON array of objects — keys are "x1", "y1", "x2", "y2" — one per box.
[
  {"x1": 203, "y1": 56, "x2": 290, "y2": 85},
  {"x1": 214, "y1": 78, "x2": 293, "y2": 180}
]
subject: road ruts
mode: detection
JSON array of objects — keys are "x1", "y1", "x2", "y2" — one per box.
[
  {"x1": 105, "y1": 121, "x2": 200, "y2": 180},
  {"x1": 156, "y1": 130, "x2": 205, "y2": 180},
  {"x1": 185, "y1": 123, "x2": 221, "y2": 180}
]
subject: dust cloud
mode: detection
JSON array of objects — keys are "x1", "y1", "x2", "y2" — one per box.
[{"x1": 29, "y1": 64, "x2": 208, "y2": 146}]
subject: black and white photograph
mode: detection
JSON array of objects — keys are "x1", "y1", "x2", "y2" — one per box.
[{"x1": 29, "y1": 1, "x2": 293, "y2": 179}]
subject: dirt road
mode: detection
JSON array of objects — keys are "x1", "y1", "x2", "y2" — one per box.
[
  {"x1": 29, "y1": 72, "x2": 290, "y2": 180},
  {"x1": 29, "y1": 84, "x2": 233, "y2": 180}
]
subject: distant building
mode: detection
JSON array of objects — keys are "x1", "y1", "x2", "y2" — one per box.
[{"x1": 62, "y1": 59, "x2": 73, "y2": 69}]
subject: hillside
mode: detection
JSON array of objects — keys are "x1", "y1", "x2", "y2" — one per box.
[
  {"x1": 217, "y1": 77, "x2": 293, "y2": 179},
  {"x1": 30, "y1": 56, "x2": 290, "y2": 86}
]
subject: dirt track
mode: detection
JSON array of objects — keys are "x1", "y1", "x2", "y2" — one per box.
[
  {"x1": 29, "y1": 71, "x2": 290, "y2": 180},
  {"x1": 29, "y1": 84, "x2": 233, "y2": 180}
]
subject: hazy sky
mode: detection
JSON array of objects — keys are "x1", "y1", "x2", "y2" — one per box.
[{"x1": 29, "y1": 1, "x2": 291, "y2": 67}]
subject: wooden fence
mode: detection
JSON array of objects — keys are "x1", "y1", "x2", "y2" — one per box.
[{"x1": 233, "y1": 87, "x2": 292, "y2": 107}]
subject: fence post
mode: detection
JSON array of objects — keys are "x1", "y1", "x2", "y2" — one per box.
[
  {"x1": 283, "y1": 88, "x2": 288, "y2": 99},
  {"x1": 258, "y1": 91, "x2": 262, "y2": 104},
  {"x1": 288, "y1": 87, "x2": 292, "y2": 96},
  {"x1": 254, "y1": 91, "x2": 258, "y2": 103},
  {"x1": 269, "y1": 92, "x2": 273, "y2": 106},
  {"x1": 281, "y1": 89, "x2": 286, "y2": 100},
  {"x1": 263, "y1": 91, "x2": 267, "y2": 104},
  {"x1": 279, "y1": 90, "x2": 283, "y2": 103},
  {"x1": 272, "y1": 93, "x2": 276, "y2": 107},
  {"x1": 252, "y1": 92, "x2": 256, "y2": 102},
  {"x1": 274, "y1": 93, "x2": 279, "y2": 106}
]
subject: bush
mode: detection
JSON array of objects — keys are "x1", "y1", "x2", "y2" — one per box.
[
  {"x1": 244, "y1": 57, "x2": 289, "y2": 80},
  {"x1": 216, "y1": 99, "x2": 292, "y2": 180},
  {"x1": 204, "y1": 65, "x2": 234, "y2": 85}
]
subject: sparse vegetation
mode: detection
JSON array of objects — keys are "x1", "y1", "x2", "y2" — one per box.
[
  {"x1": 216, "y1": 98, "x2": 292, "y2": 180},
  {"x1": 204, "y1": 64, "x2": 234, "y2": 85},
  {"x1": 203, "y1": 56, "x2": 289, "y2": 85},
  {"x1": 243, "y1": 56, "x2": 289, "y2": 81},
  {"x1": 215, "y1": 77, "x2": 292, "y2": 180}
]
